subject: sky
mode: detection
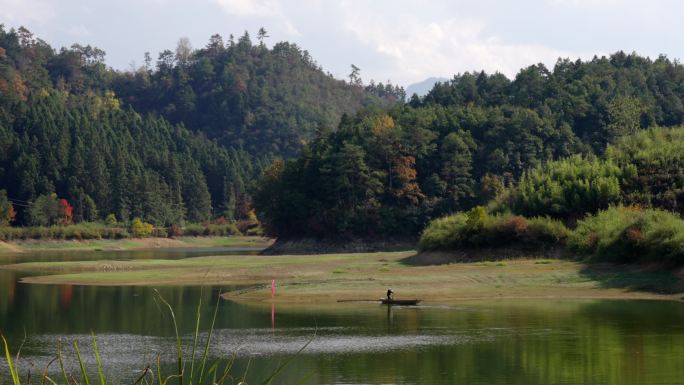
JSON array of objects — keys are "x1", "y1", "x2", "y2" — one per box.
[{"x1": 0, "y1": 0, "x2": 681, "y2": 86}]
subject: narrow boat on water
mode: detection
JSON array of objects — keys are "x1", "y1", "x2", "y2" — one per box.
[{"x1": 380, "y1": 299, "x2": 421, "y2": 305}]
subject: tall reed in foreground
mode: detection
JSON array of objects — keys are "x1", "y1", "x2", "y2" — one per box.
[{"x1": 1, "y1": 290, "x2": 306, "y2": 385}]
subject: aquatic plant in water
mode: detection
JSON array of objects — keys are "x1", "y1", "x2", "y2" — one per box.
[{"x1": 1, "y1": 289, "x2": 308, "y2": 385}]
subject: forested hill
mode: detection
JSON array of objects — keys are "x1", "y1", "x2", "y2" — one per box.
[
  {"x1": 420, "y1": 53, "x2": 684, "y2": 152},
  {"x1": 255, "y1": 52, "x2": 684, "y2": 239},
  {"x1": 0, "y1": 25, "x2": 396, "y2": 225},
  {"x1": 111, "y1": 31, "x2": 404, "y2": 157},
  {"x1": 4, "y1": 23, "x2": 684, "y2": 237}
]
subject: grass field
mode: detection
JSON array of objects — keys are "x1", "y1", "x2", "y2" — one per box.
[{"x1": 4, "y1": 250, "x2": 683, "y2": 302}]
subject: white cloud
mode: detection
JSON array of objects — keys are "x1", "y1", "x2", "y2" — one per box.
[
  {"x1": 0, "y1": 0, "x2": 56, "y2": 25},
  {"x1": 212, "y1": 0, "x2": 300, "y2": 36},
  {"x1": 337, "y1": 3, "x2": 581, "y2": 84},
  {"x1": 65, "y1": 24, "x2": 90, "y2": 37},
  {"x1": 213, "y1": 0, "x2": 281, "y2": 17},
  {"x1": 550, "y1": 0, "x2": 624, "y2": 5}
]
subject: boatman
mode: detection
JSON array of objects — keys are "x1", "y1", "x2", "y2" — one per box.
[{"x1": 386, "y1": 288, "x2": 394, "y2": 301}]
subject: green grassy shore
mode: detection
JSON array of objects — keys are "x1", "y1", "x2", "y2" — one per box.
[
  {"x1": 0, "y1": 236, "x2": 272, "y2": 254},
  {"x1": 4, "y1": 249, "x2": 683, "y2": 302}
]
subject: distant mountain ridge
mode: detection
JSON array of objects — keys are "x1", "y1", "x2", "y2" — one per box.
[{"x1": 406, "y1": 77, "x2": 449, "y2": 97}]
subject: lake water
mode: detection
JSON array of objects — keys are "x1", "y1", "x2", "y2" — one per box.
[{"x1": 1, "y1": 248, "x2": 684, "y2": 385}]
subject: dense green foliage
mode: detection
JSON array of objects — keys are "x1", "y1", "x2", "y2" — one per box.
[
  {"x1": 419, "y1": 207, "x2": 570, "y2": 251},
  {"x1": 568, "y1": 206, "x2": 684, "y2": 264},
  {"x1": 0, "y1": 87, "x2": 257, "y2": 225},
  {"x1": 420, "y1": 205, "x2": 684, "y2": 266},
  {"x1": 500, "y1": 126, "x2": 684, "y2": 219},
  {"x1": 423, "y1": 54, "x2": 684, "y2": 151},
  {"x1": 256, "y1": 53, "x2": 684, "y2": 238},
  {"x1": 0, "y1": 25, "x2": 389, "y2": 226},
  {"x1": 253, "y1": 104, "x2": 586, "y2": 238},
  {"x1": 6, "y1": 23, "x2": 684, "y2": 242},
  {"x1": 606, "y1": 127, "x2": 684, "y2": 212},
  {"x1": 421, "y1": 126, "x2": 684, "y2": 265},
  {"x1": 503, "y1": 156, "x2": 632, "y2": 219},
  {"x1": 112, "y1": 32, "x2": 402, "y2": 157}
]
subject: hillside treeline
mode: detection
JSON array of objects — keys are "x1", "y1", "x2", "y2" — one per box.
[
  {"x1": 111, "y1": 30, "x2": 403, "y2": 157},
  {"x1": 255, "y1": 52, "x2": 684, "y2": 239},
  {"x1": 0, "y1": 25, "x2": 392, "y2": 225}
]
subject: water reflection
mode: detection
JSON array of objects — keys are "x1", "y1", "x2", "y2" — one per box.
[{"x1": 1, "y1": 249, "x2": 684, "y2": 385}]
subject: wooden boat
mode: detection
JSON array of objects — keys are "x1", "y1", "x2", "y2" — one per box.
[{"x1": 380, "y1": 298, "x2": 421, "y2": 305}]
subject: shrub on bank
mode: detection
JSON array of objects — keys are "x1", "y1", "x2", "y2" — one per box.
[
  {"x1": 0, "y1": 221, "x2": 241, "y2": 241},
  {"x1": 422, "y1": 205, "x2": 684, "y2": 265},
  {"x1": 568, "y1": 206, "x2": 684, "y2": 264},
  {"x1": 0, "y1": 222, "x2": 132, "y2": 241},
  {"x1": 183, "y1": 223, "x2": 240, "y2": 236},
  {"x1": 130, "y1": 218, "x2": 154, "y2": 237},
  {"x1": 419, "y1": 207, "x2": 570, "y2": 251},
  {"x1": 419, "y1": 212, "x2": 469, "y2": 250}
]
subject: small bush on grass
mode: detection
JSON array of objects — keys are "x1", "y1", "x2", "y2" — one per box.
[
  {"x1": 236, "y1": 219, "x2": 260, "y2": 234},
  {"x1": 419, "y1": 212, "x2": 469, "y2": 250},
  {"x1": 183, "y1": 223, "x2": 208, "y2": 236},
  {"x1": 151, "y1": 227, "x2": 167, "y2": 238},
  {"x1": 527, "y1": 216, "x2": 572, "y2": 244},
  {"x1": 168, "y1": 223, "x2": 183, "y2": 238},
  {"x1": 130, "y1": 218, "x2": 154, "y2": 237},
  {"x1": 101, "y1": 226, "x2": 129, "y2": 239},
  {"x1": 183, "y1": 223, "x2": 241, "y2": 237}
]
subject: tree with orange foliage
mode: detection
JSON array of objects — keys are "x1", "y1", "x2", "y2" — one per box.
[
  {"x1": 392, "y1": 155, "x2": 424, "y2": 205},
  {"x1": 0, "y1": 190, "x2": 15, "y2": 226},
  {"x1": 58, "y1": 199, "x2": 73, "y2": 225}
]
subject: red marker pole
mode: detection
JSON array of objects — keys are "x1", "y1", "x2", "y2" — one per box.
[
  {"x1": 271, "y1": 302, "x2": 275, "y2": 330},
  {"x1": 270, "y1": 280, "x2": 276, "y2": 330}
]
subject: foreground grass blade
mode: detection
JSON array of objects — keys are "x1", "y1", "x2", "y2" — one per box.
[
  {"x1": 40, "y1": 356, "x2": 59, "y2": 385},
  {"x1": 197, "y1": 289, "x2": 221, "y2": 385},
  {"x1": 154, "y1": 290, "x2": 182, "y2": 385},
  {"x1": 218, "y1": 356, "x2": 236, "y2": 385},
  {"x1": 188, "y1": 287, "x2": 202, "y2": 385},
  {"x1": 260, "y1": 337, "x2": 314, "y2": 385},
  {"x1": 42, "y1": 375, "x2": 59, "y2": 385},
  {"x1": 57, "y1": 339, "x2": 69, "y2": 385},
  {"x1": 16, "y1": 329, "x2": 27, "y2": 364},
  {"x1": 156, "y1": 354, "x2": 163, "y2": 385},
  {"x1": 2, "y1": 334, "x2": 21, "y2": 385},
  {"x1": 294, "y1": 372, "x2": 314, "y2": 385},
  {"x1": 240, "y1": 357, "x2": 251, "y2": 385},
  {"x1": 91, "y1": 332, "x2": 106, "y2": 385},
  {"x1": 73, "y1": 340, "x2": 90, "y2": 385},
  {"x1": 2, "y1": 289, "x2": 305, "y2": 385},
  {"x1": 132, "y1": 366, "x2": 150, "y2": 385}
]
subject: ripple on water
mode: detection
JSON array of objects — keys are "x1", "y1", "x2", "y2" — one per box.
[
  {"x1": 15, "y1": 326, "x2": 485, "y2": 365},
  {"x1": 209, "y1": 328, "x2": 483, "y2": 356},
  {"x1": 5, "y1": 325, "x2": 543, "y2": 384}
]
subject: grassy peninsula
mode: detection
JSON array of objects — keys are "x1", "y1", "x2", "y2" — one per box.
[{"x1": 4, "y1": 250, "x2": 682, "y2": 302}]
